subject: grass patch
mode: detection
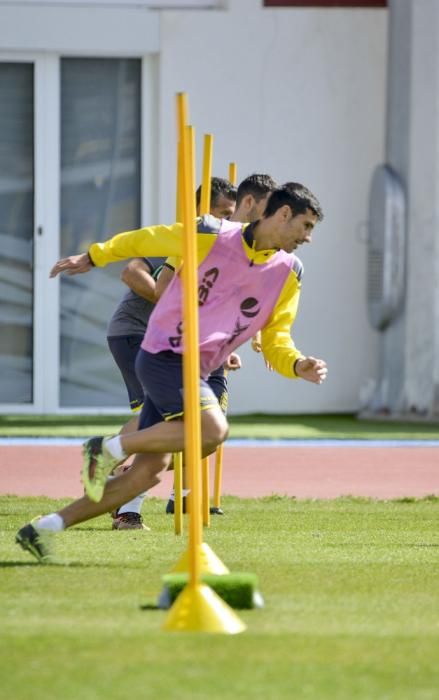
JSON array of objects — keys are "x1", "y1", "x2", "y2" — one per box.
[
  {"x1": 1, "y1": 413, "x2": 439, "y2": 440},
  {"x1": 1, "y1": 495, "x2": 438, "y2": 699}
]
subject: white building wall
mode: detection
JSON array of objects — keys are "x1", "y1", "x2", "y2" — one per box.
[
  {"x1": 0, "y1": 4, "x2": 160, "y2": 55},
  {"x1": 158, "y1": 1, "x2": 387, "y2": 413},
  {"x1": 0, "y1": 0, "x2": 387, "y2": 414},
  {"x1": 404, "y1": 0, "x2": 439, "y2": 414}
]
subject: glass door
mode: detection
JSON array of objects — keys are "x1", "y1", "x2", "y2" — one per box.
[
  {"x1": 0, "y1": 53, "x2": 152, "y2": 413},
  {"x1": 0, "y1": 62, "x2": 35, "y2": 404},
  {"x1": 59, "y1": 57, "x2": 141, "y2": 408}
]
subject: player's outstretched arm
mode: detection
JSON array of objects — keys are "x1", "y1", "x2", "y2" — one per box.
[
  {"x1": 50, "y1": 253, "x2": 93, "y2": 278},
  {"x1": 294, "y1": 357, "x2": 328, "y2": 385}
]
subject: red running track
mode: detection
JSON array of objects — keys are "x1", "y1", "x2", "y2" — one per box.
[{"x1": 0, "y1": 444, "x2": 437, "y2": 499}]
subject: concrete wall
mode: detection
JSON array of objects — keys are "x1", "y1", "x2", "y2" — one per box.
[
  {"x1": 0, "y1": 0, "x2": 387, "y2": 414},
  {"x1": 158, "y1": 0, "x2": 387, "y2": 413}
]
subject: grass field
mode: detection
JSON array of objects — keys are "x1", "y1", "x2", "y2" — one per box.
[
  {"x1": 1, "y1": 412, "x2": 439, "y2": 440},
  {"x1": 1, "y1": 495, "x2": 438, "y2": 699}
]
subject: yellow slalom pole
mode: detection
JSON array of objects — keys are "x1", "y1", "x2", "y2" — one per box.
[
  {"x1": 176, "y1": 140, "x2": 185, "y2": 224},
  {"x1": 213, "y1": 443, "x2": 224, "y2": 511},
  {"x1": 199, "y1": 133, "x2": 214, "y2": 528},
  {"x1": 228, "y1": 162, "x2": 237, "y2": 186},
  {"x1": 173, "y1": 94, "x2": 188, "y2": 530},
  {"x1": 211, "y1": 161, "x2": 238, "y2": 514},
  {"x1": 175, "y1": 94, "x2": 188, "y2": 222},
  {"x1": 163, "y1": 94, "x2": 245, "y2": 634},
  {"x1": 173, "y1": 451, "x2": 183, "y2": 535},
  {"x1": 181, "y1": 121, "x2": 202, "y2": 586},
  {"x1": 174, "y1": 147, "x2": 185, "y2": 534},
  {"x1": 200, "y1": 134, "x2": 214, "y2": 216},
  {"x1": 201, "y1": 456, "x2": 210, "y2": 527}
]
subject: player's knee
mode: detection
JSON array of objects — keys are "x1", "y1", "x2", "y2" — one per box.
[
  {"x1": 201, "y1": 410, "x2": 229, "y2": 454},
  {"x1": 129, "y1": 453, "x2": 170, "y2": 489}
]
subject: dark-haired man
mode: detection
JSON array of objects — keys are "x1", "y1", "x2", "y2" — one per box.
[
  {"x1": 16, "y1": 182, "x2": 328, "y2": 563},
  {"x1": 234, "y1": 173, "x2": 278, "y2": 222},
  {"x1": 156, "y1": 173, "x2": 279, "y2": 515},
  {"x1": 106, "y1": 177, "x2": 237, "y2": 529}
]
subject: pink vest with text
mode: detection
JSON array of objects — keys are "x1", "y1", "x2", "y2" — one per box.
[{"x1": 142, "y1": 220, "x2": 297, "y2": 378}]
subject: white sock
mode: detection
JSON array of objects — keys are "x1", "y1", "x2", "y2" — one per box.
[
  {"x1": 36, "y1": 513, "x2": 65, "y2": 532},
  {"x1": 117, "y1": 493, "x2": 146, "y2": 516},
  {"x1": 103, "y1": 435, "x2": 127, "y2": 462},
  {"x1": 168, "y1": 488, "x2": 190, "y2": 502}
]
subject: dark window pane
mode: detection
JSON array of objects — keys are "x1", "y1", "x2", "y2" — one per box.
[{"x1": 0, "y1": 63, "x2": 34, "y2": 404}]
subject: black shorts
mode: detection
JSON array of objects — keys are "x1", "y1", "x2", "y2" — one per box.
[
  {"x1": 107, "y1": 335, "x2": 144, "y2": 412},
  {"x1": 135, "y1": 349, "x2": 228, "y2": 430}
]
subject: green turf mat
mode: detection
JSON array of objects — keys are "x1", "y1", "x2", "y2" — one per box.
[
  {"x1": 2, "y1": 495, "x2": 438, "y2": 700},
  {"x1": 0, "y1": 412, "x2": 438, "y2": 439},
  {"x1": 160, "y1": 572, "x2": 262, "y2": 609}
]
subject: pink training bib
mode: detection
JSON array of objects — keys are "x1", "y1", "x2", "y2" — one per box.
[{"x1": 142, "y1": 220, "x2": 296, "y2": 377}]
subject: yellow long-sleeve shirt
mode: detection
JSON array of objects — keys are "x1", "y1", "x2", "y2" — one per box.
[{"x1": 89, "y1": 219, "x2": 305, "y2": 378}]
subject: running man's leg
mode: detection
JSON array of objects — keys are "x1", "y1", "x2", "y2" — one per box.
[
  {"x1": 107, "y1": 334, "x2": 147, "y2": 527},
  {"x1": 15, "y1": 396, "x2": 169, "y2": 562},
  {"x1": 15, "y1": 351, "x2": 228, "y2": 562},
  {"x1": 113, "y1": 349, "x2": 228, "y2": 457},
  {"x1": 107, "y1": 335, "x2": 145, "y2": 414},
  {"x1": 205, "y1": 365, "x2": 228, "y2": 515},
  {"x1": 166, "y1": 364, "x2": 228, "y2": 514},
  {"x1": 81, "y1": 351, "x2": 227, "y2": 503},
  {"x1": 59, "y1": 451, "x2": 171, "y2": 528}
]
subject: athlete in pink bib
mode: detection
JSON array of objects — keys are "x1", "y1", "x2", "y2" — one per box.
[{"x1": 17, "y1": 182, "x2": 328, "y2": 563}]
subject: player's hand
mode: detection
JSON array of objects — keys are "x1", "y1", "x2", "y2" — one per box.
[
  {"x1": 251, "y1": 332, "x2": 272, "y2": 370},
  {"x1": 294, "y1": 357, "x2": 328, "y2": 384},
  {"x1": 50, "y1": 253, "x2": 93, "y2": 278},
  {"x1": 251, "y1": 333, "x2": 262, "y2": 353},
  {"x1": 224, "y1": 353, "x2": 242, "y2": 371}
]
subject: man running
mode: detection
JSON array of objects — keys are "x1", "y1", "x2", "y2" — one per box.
[{"x1": 16, "y1": 181, "x2": 327, "y2": 563}]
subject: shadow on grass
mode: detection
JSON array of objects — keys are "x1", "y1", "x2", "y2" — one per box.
[
  {"x1": 408, "y1": 543, "x2": 439, "y2": 547},
  {"x1": 0, "y1": 561, "x2": 42, "y2": 567},
  {"x1": 324, "y1": 541, "x2": 439, "y2": 548},
  {"x1": 1, "y1": 559, "x2": 152, "y2": 569},
  {"x1": 71, "y1": 527, "x2": 122, "y2": 532}
]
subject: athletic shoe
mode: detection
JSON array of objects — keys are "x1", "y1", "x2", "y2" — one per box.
[
  {"x1": 111, "y1": 512, "x2": 150, "y2": 531},
  {"x1": 166, "y1": 498, "x2": 187, "y2": 514},
  {"x1": 82, "y1": 436, "x2": 121, "y2": 503},
  {"x1": 16, "y1": 520, "x2": 55, "y2": 563},
  {"x1": 165, "y1": 499, "x2": 224, "y2": 515}
]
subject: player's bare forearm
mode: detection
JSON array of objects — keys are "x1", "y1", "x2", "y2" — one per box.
[
  {"x1": 121, "y1": 259, "x2": 156, "y2": 302},
  {"x1": 49, "y1": 253, "x2": 93, "y2": 278},
  {"x1": 154, "y1": 265, "x2": 175, "y2": 301},
  {"x1": 294, "y1": 357, "x2": 328, "y2": 384}
]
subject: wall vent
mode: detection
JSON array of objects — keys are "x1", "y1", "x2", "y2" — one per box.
[{"x1": 367, "y1": 164, "x2": 405, "y2": 331}]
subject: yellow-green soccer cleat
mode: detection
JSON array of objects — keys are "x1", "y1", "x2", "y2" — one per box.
[
  {"x1": 16, "y1": 520, "x2": 55, "y2": 564},
  {"x1": 81, "y1": 436, "x2": 121, "y2": 502}
]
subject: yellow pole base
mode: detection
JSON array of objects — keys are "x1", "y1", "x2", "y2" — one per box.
[
  {"x1": 162, "y1": 583, "x2": 246, "y2": 634},
  {"x1": 170, "y1": 542, "x2": 230, "y2": 575}
]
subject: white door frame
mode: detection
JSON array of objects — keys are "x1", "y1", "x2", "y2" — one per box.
[
  {"x1": 0, "y1": 52, "x2": 59, "y2": 414},
  {"x1": 0, "y1": 52, "x2": 157, "y2": 414}
]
